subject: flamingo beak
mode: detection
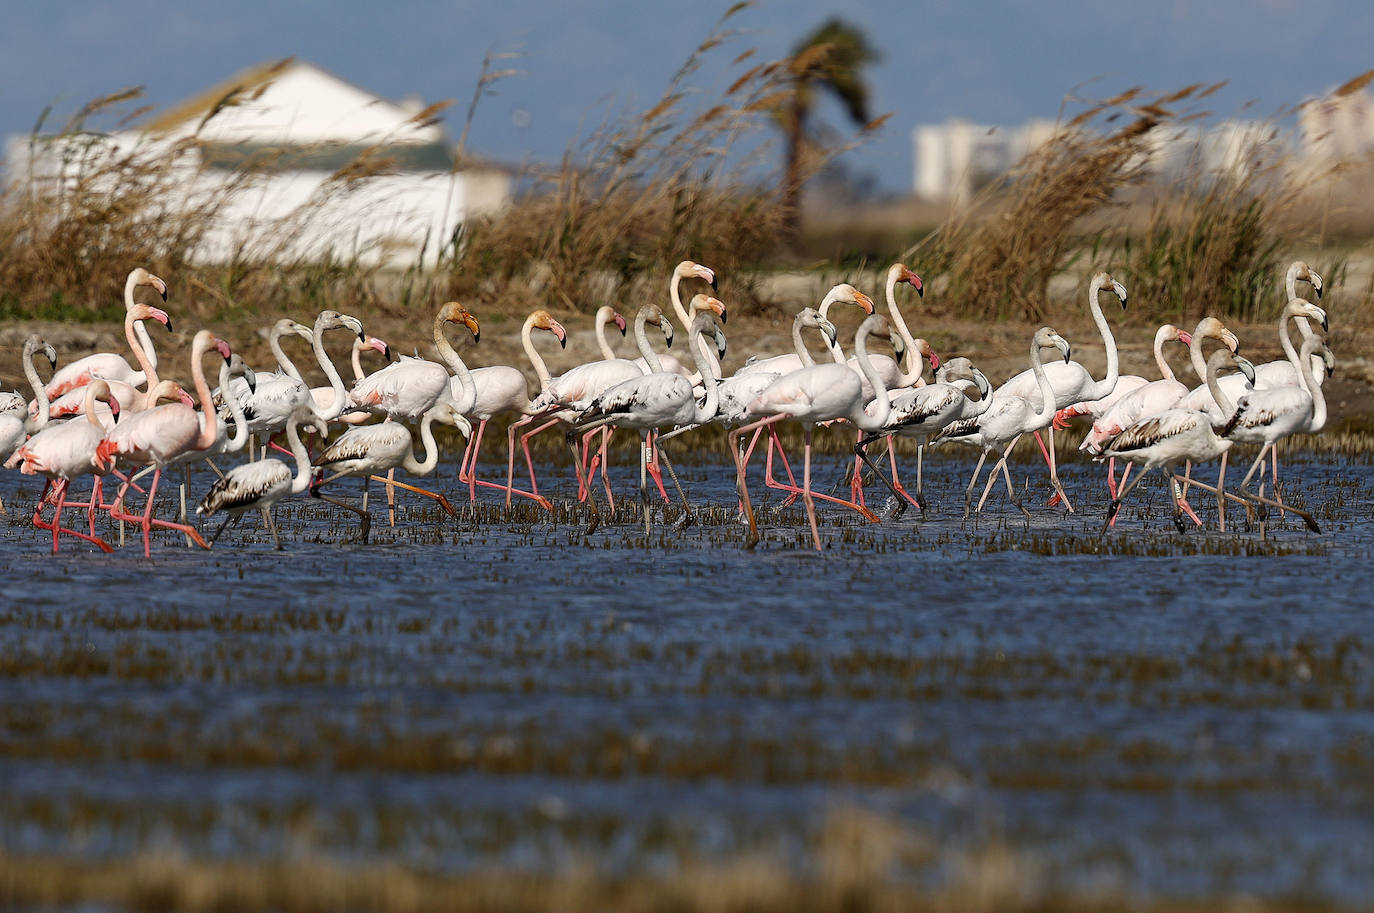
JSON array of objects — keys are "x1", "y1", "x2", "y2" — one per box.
[
  {"x1": 926, "y1": 349, "x2": 940, "y2": 371},
  {"x1": 613, "y1": 312, "x2": 627, "y2": 335},
  {"x1": 660, "y1": 318, "x2": 674, "y2": 348},
  {"x1": 1312, "y1": 307, "x2": 1329, "y2": 333},
  {"x1": 149, "y1": 275, "x2": 168, "y2": 300},
  {"x1": 109, "y1": 400, "x2": 121, "y2": 423},
  {"x1": 179, "y1": 389, "x2": 196, "y2": 408},
  {"x1": 1111, "y1": 281, "x2": 1128, "y2": 308},
  {"x1": 1310, "y1": 270, "x2": 1324, "y2": 299},
  {"x1": 706, "y1": 296, "x2": 727, "y2": 324},
  {"x1": 147, "y1": 306, "x2": 173, "y2": 334},
  {"x1": 214, "y1": 338, "x2": 233, "y2": 363},
  {"x1": 698, "y1": 266, "x2": 717, "y2": 291},
  {"x1": 42, "y1": 344, "x2": 57, "y2": 368},
  {"x1": 714, "y1": 324, "x2": 728, "y2": 359},
  {"x1": 551, "y1": 321, "x2": 567, "y2": 349},
  {"x1": 1177, "y1": 331, "x2": 1193, "y2": 347},
  {"x1": 1235, "y1": 355, "x2": 1256, "y2": 385},
  {"x1": 855, "y1": 292, "x2": 876, "y2": 315},
  {"x1": 461, "y1": 313, "x2": 481, "y2": 343},
  {"x1": 906, "y1": 271, "x2": 925, "y2": 297},
  {"x1": 243, "y1": 365, "x2": 257, "y2": 393},
  {"x1": 370, "y1": 338, "x2": 391, "y2": 359},
  {"x1": 974, "y1": 370, "x2": 991, "y2": 398},
  {"x1": 820, "y1": 319, "x2": 838, "y2": 347}
]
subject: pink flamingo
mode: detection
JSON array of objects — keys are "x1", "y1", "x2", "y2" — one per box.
[
  {"x1": 11, "y1": 380, "x2": 122, "y2": 553},
  {"x1": 44, "y1": 268, "x2": 168, "y2": 401},
  {"x1": 0, "y1": 336, "x2": 58, "y2": 515},
  {"x1": 95, "y1": 331, "x2": 229, "y2": 557},
  {"x1": 39, "y1": 303, "x2": 173, "y2": 420}
]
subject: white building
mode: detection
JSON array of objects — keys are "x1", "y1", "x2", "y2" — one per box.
[
  {"x1": 5, "y1": 59, "x2": 512, "y2": 267},
  {"x1": 912, "y1": 119, "x2": 1058, "y2": 204}
]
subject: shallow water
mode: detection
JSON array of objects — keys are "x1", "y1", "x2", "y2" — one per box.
[{"x1": 2, "y1": 445, "x2": 1372, "y2": 906}]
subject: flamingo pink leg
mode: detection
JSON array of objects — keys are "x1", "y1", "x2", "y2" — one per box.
[
  {"x1": 764, "y1": 427, "x2": 878, "y2": 520},
  {"x1": 801, "y1": 427, "x2": 823, "y2": 551},
  {"x1": 849, "y1": 428, "x2": 867, "y2": 509},
  {"x1": 35, "y1": 478, "x2": 114, "y2": 554},
  {"x1": 644, "y1": 432, "x2": 670, "y2": 504},
  {"x1": 519, "y1": 417, "x2": 563, "y2": 497},
  {"x1": 111, "y1": 468, "x2": 210, "y2": 558},
  {"x1": 884, "y1": 434, "x2": 922, "y2": 511}
]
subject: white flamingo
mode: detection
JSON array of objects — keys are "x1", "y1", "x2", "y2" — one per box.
[
  {"x1": 573, "y1": 300, "x2": 726, "y2": 533},
  {"x1": 457, "y1": 309, "x2": 567, "y2": 508},
  {"x1": 344, "y1": 303, "x2": 479, "y2": 421},
  {"x1": 312, "y1": 400, "x2": 472, "y2": 543},
  {"x1": 728, "y1": 314, "x2": 908, "y2": 551},
  {"x1": 1224, "y1": 333, "x2": 1333, "y2": 510},
  {"x1": 932, "y1": 327, "x2": 1073, "y2": 519},
  {"x1": 634, "y1": 260, "x2": 717, "y2": 380},
  {"x1": 1097, "y1": 350, "x2": 1295, "y2": 536},
  {"x1": 196, "y1": 407, "x2": 327, "y2": 549}
]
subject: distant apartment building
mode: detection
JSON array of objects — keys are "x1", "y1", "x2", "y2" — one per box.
[
  {"x1": 5, "y1": 59, "x2": 512, "y2": 268},
  {"x1": 912, "y1": 89, "x2": 1374, "y2": 202}
]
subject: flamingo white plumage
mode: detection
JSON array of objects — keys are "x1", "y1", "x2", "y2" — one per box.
[{"x1": 44, "y1": 268, "x2": 168, "y2": 401}]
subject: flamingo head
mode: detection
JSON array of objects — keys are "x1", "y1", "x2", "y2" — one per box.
[
  {"x1": 1035, "y1": 327, "x2": 1072, "y2": 363},
  {"x1": 801, "y1": 308, "x2": 839, "y2": 348},
  {"x1": 679, "y1": 260, "x2": 717, "y2": 291},
  {"x1": 1194, "y1": 317, "x2": 1239, "y2": 354},
  {"x1": 318, "y1": 310, "x2": 366, "y2": 341},
  {"x1": 972, "y1": 368, "x2": 992, "y2": 399},
  {"x1": 41, "y1": 341, "x2": 57, "y2": 368},
  {"x1": 914, "y1": 338, "x2": 939, "y2": 372},
  {"x1": 1233, "y1": 354, "x2": 1257, "y2": 386},
  {"x1": 1286, "y1": 298, "x2": 1329, "y2": 333},
  {"x1": 690, "y1": 294, "x2": 727, "y2": 324},
  {"x1": 438, "y1": 302, "x2": 481, "y2": 343},
  {"x1": 1294, "y1": 261, "x2": 1324, "y2": 299},
  {"x1": 132, "y1": 304, "x2": 173, "y2": 334},
  {"x1": 130, "y1": 267, "x2": 168, "y2": 301},
  {"x1": 895, "y1": 264, "x2": 925, "y2": 297},
  {"x1": 213, "y1": 337, "x2": 233, "y2": 364},
  {"x1": 644, "y1": 305, "x2": 674, "y2": 348},
  {"x1": 1092, "y1": 271, "x2": 1128, "y2": 309},
  {"x1": 825, "y1": 284, "x2": 876, "y2": 317},
  {"x1": 531, "y1": 310, "x2": 567, "y2": 348},
  {"x1": 228, "y1": 354, "x2": 258, "y2": 394},
  {"x1": 1176, "y1": 329, "x2": 1193, "y2": 348},
  {"x1": 364, "y1": 336, "x2": 392, "y2": 361},
  {"x1": 613, "y1": 311, "x2": 627, "y2": 335},
  {"x1": 286, "y1": 320, "x2": 315, "y2": 343}
]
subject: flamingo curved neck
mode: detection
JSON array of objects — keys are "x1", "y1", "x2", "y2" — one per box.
[
  {"x1": 190, "y1": 343, "x2": 219, "y2": 452},
  {"x1": 270, "y1": 327, "x2": 304, "y2": 382},
  {"x1": 792, "y1": 315, "x2": 818, "y2": 369},
  {"x1": 521, "y1": 316, "x2": 553, "y2": 391},
  {"x1": 22, "y1": 344, "x2": 50, "y2": 433},
  {"x1": 1084, "y1": 278, "x2": 1119, "y2": 399},
  {"x1": 403, "y1": 411, "x2": 442, "y2": 475},
  {"x1": 1028, "y1": 341, "x2": 1057, "y2": 427},
  {"x1": 123, "y1": 272, "x2": 159, "y2": 374},
  {"x1": 1205, "y1": 356, "x2": 1238, "y2": 419},
  {"x1": 668, "y1": 268, "x2": 693, "y2": 332},
  {"x1": 350, "y1": 340, "x2": 367, "y2": 381},
  {"x1": 595, "y1": 310, "x2": 618, "y2": 361},
  {"x1": 82, "y1": 383, "x2": 107, "y2": 429},
  {"x1": 1298, "y1": 339, "x2": 1328, "y2": 432},
  {"x1": 687, "y1": 324, "x2": 720, "y2": 425},
  {"x1": 1154, "y1": 326, "x2": 1178, "y2": 383},
  {"x1": 310, "y1": 320, "x2": 349, "y2": 421},
  {"x1": 220, "y1": 362, "x2": 250, "y2": 452},
  {"x1": 1285, "y1": 264, "x2": 1316, "y2": 341},
  {"x1": 286, "y1": 416, "x2": 314, "y2": 494},
  {"x1": 633, "y1": 311, "x2": 665, "y2": 374},
  {"x1": 124, "y1": 310, "x2": 160, "y2": 392},
  {"x1": 1188, "y1": 328, "x2": 1212, "y2": 387},
  {"x1": 884, "y1": 271, "x2": 922, "y2": 385},
  {"x1": 848, "y1": 327, "x2": 893, "y2": 431},
  {"x1": 434, "y1": 323, "x2": 476, "y2": 413}
]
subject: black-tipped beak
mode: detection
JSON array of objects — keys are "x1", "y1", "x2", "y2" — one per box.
[
  {"x1": 710, "y1": 275, "x2": 718, "y2": 292},
  {"x1": 165, "y1": 319, "x2": 174, "y2": 334},
  {"x1": 383, "y1": 344, "x2": 393, "y2": 362},
  {"x1": 559, "y1": 335, "x2": 567, "y2": 350}
]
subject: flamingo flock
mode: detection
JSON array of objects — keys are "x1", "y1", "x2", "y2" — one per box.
[{"x1": 0, "y1": 259, "x2": 1336, "y2": 554}]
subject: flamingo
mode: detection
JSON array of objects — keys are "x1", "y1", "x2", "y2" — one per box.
[
  {"x1": 930, "y1": 328, "x2": 1073, "y2": 519},
  {"x1": 511, "y1": 305, "x2": 675, "y2": 510},
  {"x1": 10, "y1": 379, "x2": 123, "y2": 553},
  {"x1": 1097, "y1": 350, "x2": 1293, "y2": 536},
  {"x1": 40, "y1": 303, "x2": 174, "y2": 423},
  {"x1": 310, "y1": 336, "x2": 391, "y2": 422},
  {"x1": 311, "y1": 400, "x2": 471, "y2": 543},
  {"x1": 44, "y1": 268, "x2": 168, "y2": 400},
  {"x1": 1053, "y1": 322, "x2": 1200, "y2": 430},
  {"x1": 854, "y1": 358, "x2": 994, "y2": 516},
  {"x1": 95, "y1": 331, "x2": 230, "y2": 557},
  {"x1": 728, "y1": 313, "x2": 908, "y2": 551},
  {"x1": 634, "y1": 260, "x2": 717, "y2": 380},
  {"x1": 457, "y1": 309, "x2": 567, "y2": 508},
  {"x1": 1224, "y1": 333, "x2": 1333, "y2": 513},
  {"x1": 993, "y1": 272, "x2": 1127, "y2": 510},
  {"x1": 0, "y1": 336, "x2": 58, "y2": 515},
  {"x1": 572, "y1": 299, "x2": 726, "y2": 533},
  {"x1": 196, "y1": 407, "x2": 327, "y2": 549},
  {"x1": 593, "y1": 305, "x2": 629, "y2": 360},
  {"x1": 344, "y1": 303, "x2": 479, "y2": 421}
]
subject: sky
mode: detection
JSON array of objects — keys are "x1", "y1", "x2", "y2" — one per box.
[{"x1": 1, "y1": 0, "x2": 1371, "y2": 193}]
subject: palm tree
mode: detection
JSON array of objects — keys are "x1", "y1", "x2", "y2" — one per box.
[{"x1": 778, "y1": 18, "x2": 880, "y2": 240}]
